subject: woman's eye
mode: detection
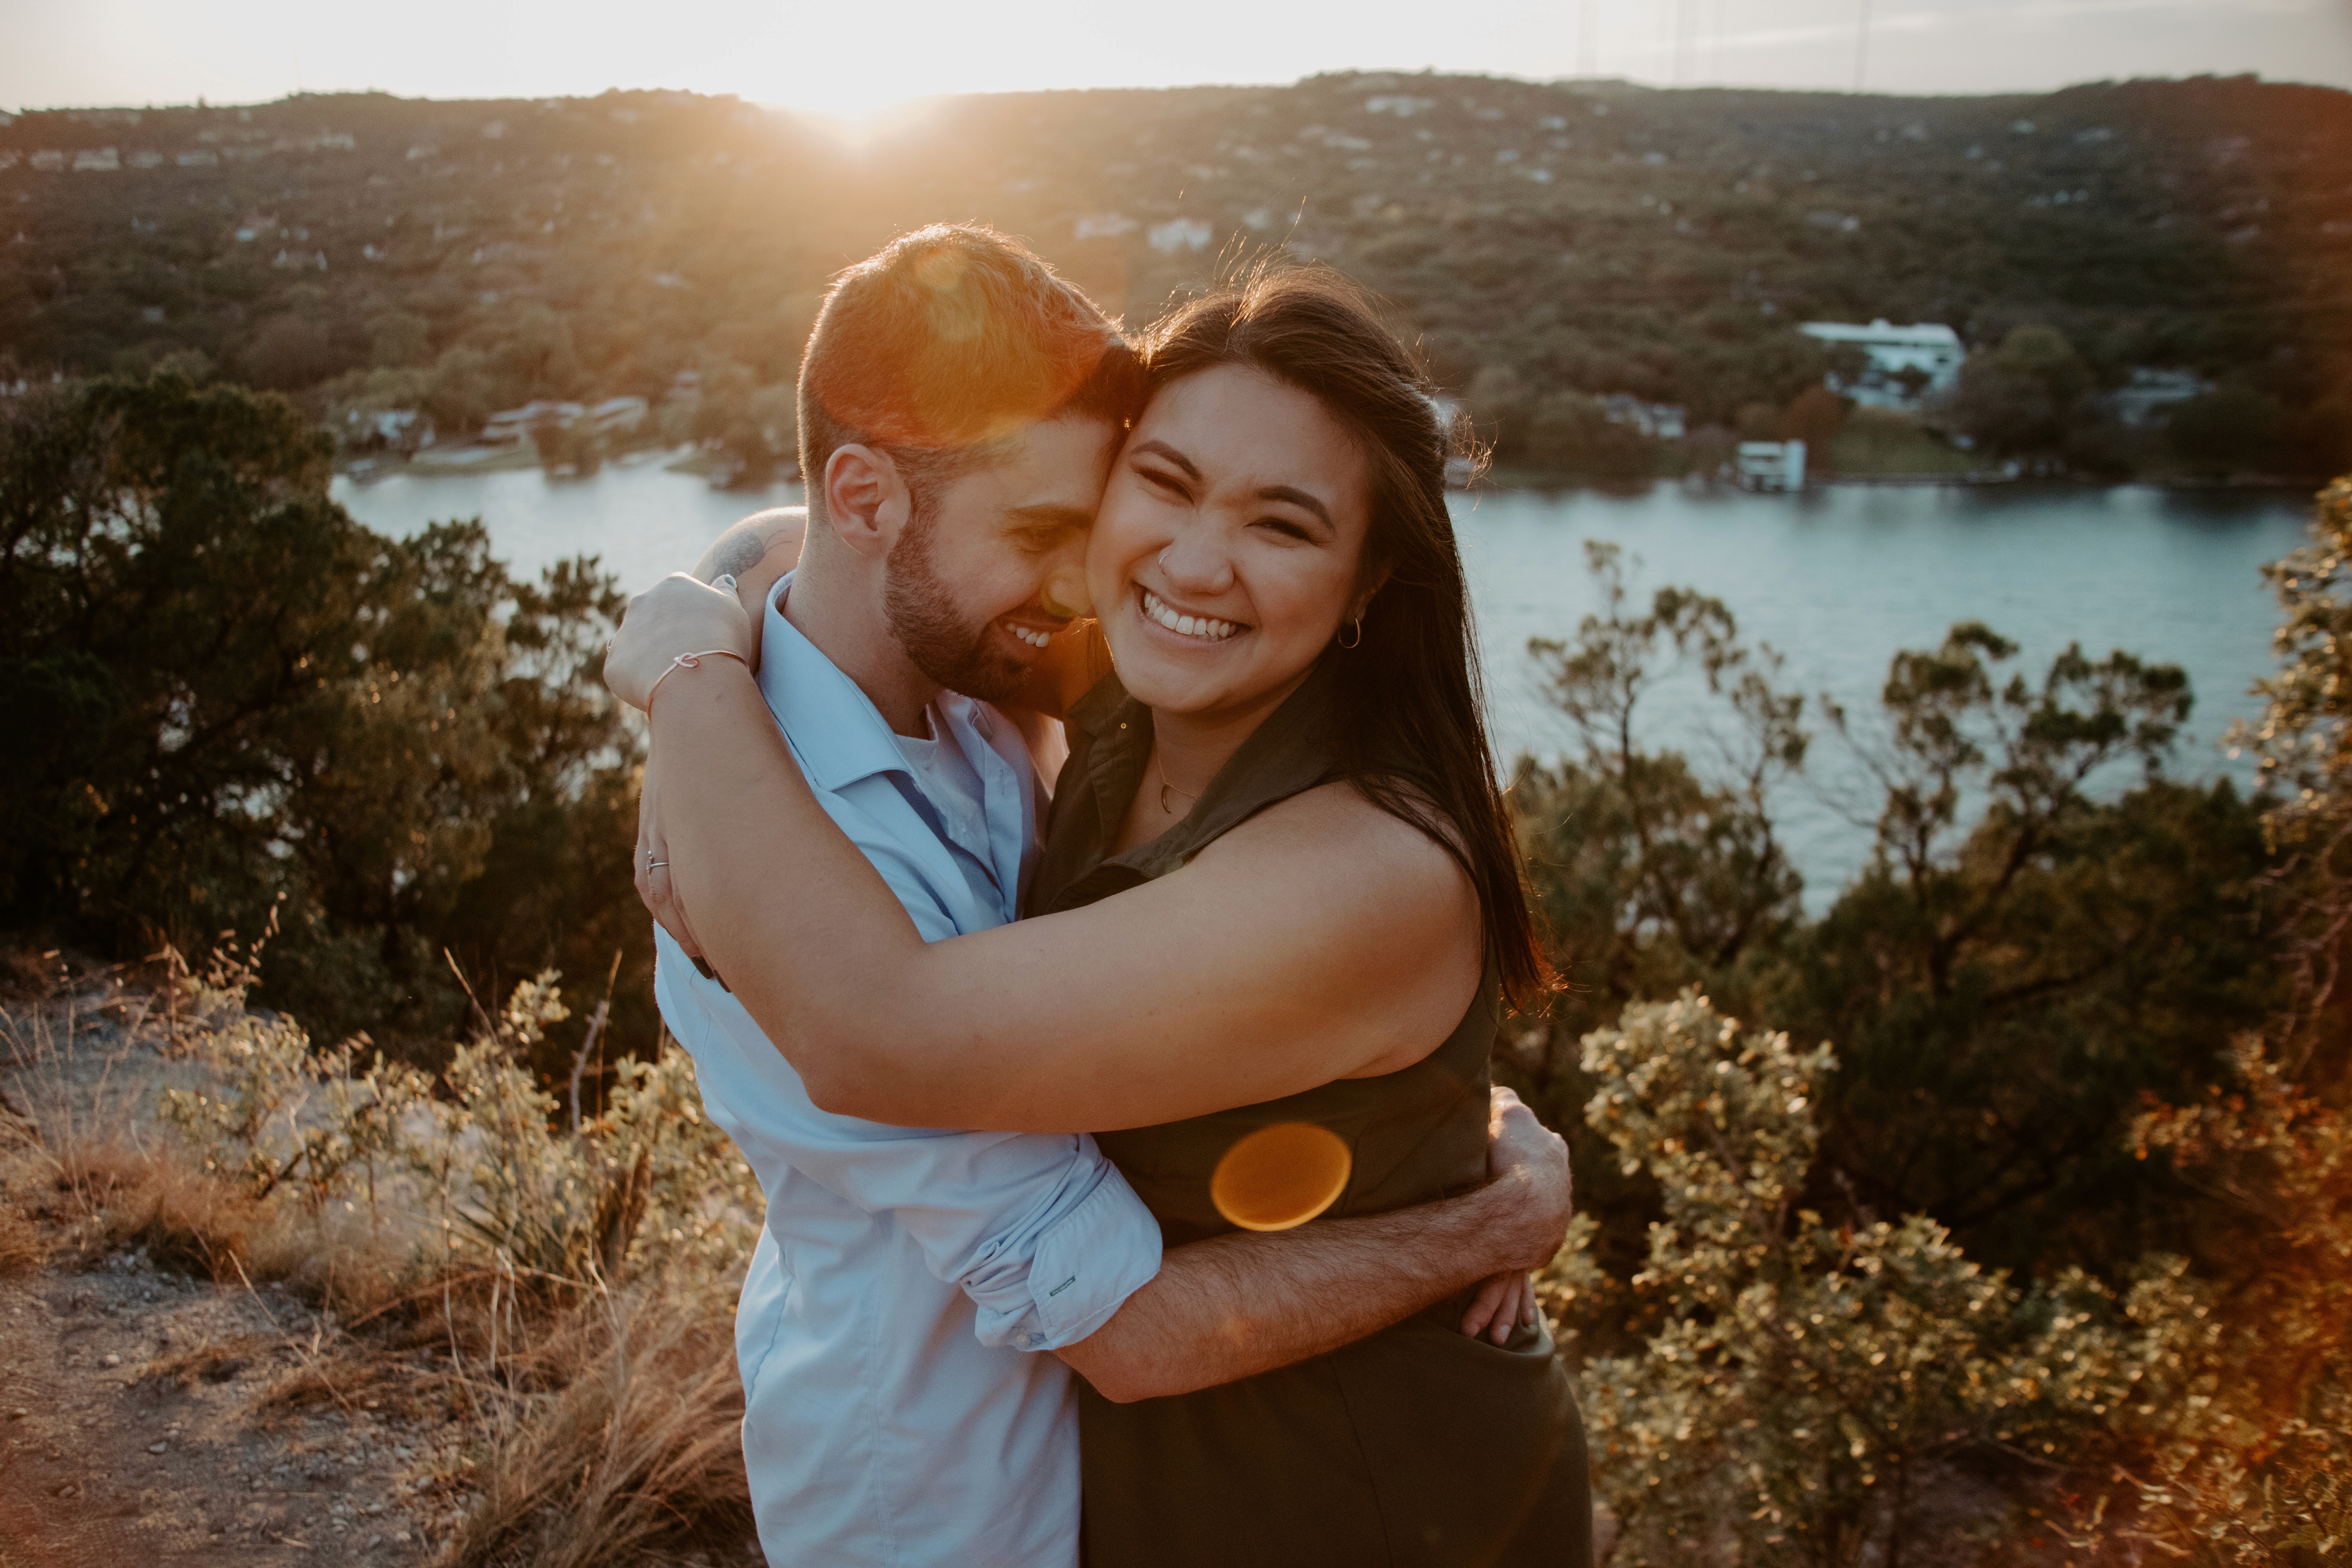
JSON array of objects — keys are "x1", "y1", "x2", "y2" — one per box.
[
  {"x1": 1255, "y1": 518, "x2": 1312, "y2": 542},
  {"x1": 1137, "y1": 467, "x2": 1187, "y2": 498}
]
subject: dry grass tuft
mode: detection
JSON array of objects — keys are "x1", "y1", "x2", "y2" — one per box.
[
  {"x1": 138, "y1": 1335, "x2": 269, "y2": 1391},
  {"x1": 0, "y1": 940, "x2": 65, "y2": 1001},
  {"x1": 0, "y1": 1189, "x2": 45, "y2": 1273},
  {"x1": 0, "y1": 1114, "x2": 51, "y2": 1274},
  {"x1": 258, "y1": 1340, "x2": 452, "y2": 1423},
  {"x1": 24, "y1": 1135, "x2": 265, "y2": 1276},
  {"x1": 242, "y1": 1199, "x2": 423, "y2": 1313},
  {"x1": 431, "y1": 1280, "x2": 753, "y2": 1568}
]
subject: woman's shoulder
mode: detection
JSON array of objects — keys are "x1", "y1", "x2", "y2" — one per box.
[{"x1": 1194, "y1": 779, "x2": 1475, "y2": 902}]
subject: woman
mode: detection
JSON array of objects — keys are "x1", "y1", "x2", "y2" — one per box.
[{"x1": 609, "y1": 269, "x2": 1592, "y2": 1566}]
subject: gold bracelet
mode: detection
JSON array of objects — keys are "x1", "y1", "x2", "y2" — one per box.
[{"x1": 646, "y1": 649, "x2": 750, "y2": 714}]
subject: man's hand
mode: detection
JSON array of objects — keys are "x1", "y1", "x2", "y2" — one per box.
[
  {"x1": 1458, "y1": 1269, "x2": 1539, "y2": 1344},
  {"x1": 1457, "y1": 1088, "x2": 1573, "y2": 1344},
  {"x1": 1483, "y1": 1086, "x2": 1574, "y2": 1268}
]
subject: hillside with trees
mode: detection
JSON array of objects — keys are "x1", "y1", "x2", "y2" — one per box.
[{"x1": 3, "y1": 71, "x2": 2348, "y2": 481}]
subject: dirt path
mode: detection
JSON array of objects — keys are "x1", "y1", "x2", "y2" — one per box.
[{"x1": 0, "y1": 1258, "x2": 443, "y2": 1567}]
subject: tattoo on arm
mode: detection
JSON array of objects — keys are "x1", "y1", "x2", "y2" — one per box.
[
  {"x1": 702, "y1": 528, "x2": 776, "y2": 583},
  {"x1": 695, "y1": 512, "x2": 804, "y2": 584}
]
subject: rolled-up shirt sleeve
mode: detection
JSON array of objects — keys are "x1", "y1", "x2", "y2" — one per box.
[{"x1": 958, "y1": 1139, "x2": 1163, "y2": 1351}]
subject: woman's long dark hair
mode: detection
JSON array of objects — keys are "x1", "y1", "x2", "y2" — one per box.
[{"x1": 1139, "y1": 268, "x2": 1550, "y2": 1008}]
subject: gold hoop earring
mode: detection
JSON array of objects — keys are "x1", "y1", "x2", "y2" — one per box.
[{"x1": 1336, "y1": 616, "x2": 1363, "y2": 650}]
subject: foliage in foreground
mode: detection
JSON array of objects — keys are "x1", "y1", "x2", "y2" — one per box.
[
  {"x1": 2088, "y1": 1038, "x2": 2352, "y2": 1563},
  {"x1": 1549, "y1": 993, "x2": 2118, "y2": 1563},
  {"x1": 2236, "y1": 476, "x2": 2352, "y2": 1054},
  {"x1": 1546, "y1": 992, "x2": 2350, "y2": 1567}
]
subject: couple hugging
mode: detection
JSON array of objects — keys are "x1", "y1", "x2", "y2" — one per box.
[{"x1": 603, "y1": 223, "x2": 1595, "y2": 1567}]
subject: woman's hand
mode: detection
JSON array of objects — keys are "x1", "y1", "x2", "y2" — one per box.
[
  {"x1": 613, "y1": 571, "x2": 758, "y2": 967},
  {"x1": 634, "y1": 748, "x2": 706, "y2": 961},
  {"x1": 604, "y1": 572, "x2": 755, "y2": 712}
]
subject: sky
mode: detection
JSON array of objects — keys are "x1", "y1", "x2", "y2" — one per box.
[{"x1": 7, "y1": 0, "x2": 2349, "y2": 120}]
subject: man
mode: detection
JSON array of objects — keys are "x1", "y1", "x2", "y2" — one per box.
[{"x1": 634, "y1": 225, "x2": 1571, "y2": 1567}]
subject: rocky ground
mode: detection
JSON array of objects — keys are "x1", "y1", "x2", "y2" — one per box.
[
  {"x1": 0, "y1": 1253, "x2": 452, "y2": 1566},
  {"x1": 0, "y1": 958, "x2": 455, "y2": 1566}
]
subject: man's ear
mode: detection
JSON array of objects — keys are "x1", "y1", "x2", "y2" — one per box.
[{"x1": 822, "y1": 444, "x2": 911, "y2": 560}]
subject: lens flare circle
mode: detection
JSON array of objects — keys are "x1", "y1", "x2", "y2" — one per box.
[{"x1": 1209, "y1": 1122, "x2": 1352, "y2": 1232}]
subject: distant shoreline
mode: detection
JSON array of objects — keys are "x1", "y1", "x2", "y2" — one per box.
[{"x1": 340, "y1": 449, "x2": 2322, "y2": 501}]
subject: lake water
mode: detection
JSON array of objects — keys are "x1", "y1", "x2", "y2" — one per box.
[{"x1": 333, "y1": 456, "x2": 2313, "y2": 908}]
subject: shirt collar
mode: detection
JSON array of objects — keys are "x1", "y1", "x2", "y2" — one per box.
[{"x1": 758, "y1": 571, "x2": 923, "y2": 794}]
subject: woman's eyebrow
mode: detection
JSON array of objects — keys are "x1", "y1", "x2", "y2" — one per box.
[
  {"x1": 1256, "y1": 485, "x2": 1332, "y2": 528},
  {"x1": 1129, "y1": 439, "x2": 1201, "y2": 481}
]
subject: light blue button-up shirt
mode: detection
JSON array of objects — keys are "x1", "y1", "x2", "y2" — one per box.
[{"x1": 654, "y1": 574, "x2": 1164, "y2": 1568}]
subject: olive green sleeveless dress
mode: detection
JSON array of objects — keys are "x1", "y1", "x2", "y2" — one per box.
[{"x1": 1029, "y1": 659, "x2": 1594, "y2": 1568}]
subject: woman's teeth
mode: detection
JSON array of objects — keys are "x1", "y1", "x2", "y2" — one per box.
[
  {"x1": 1007, "y1": 624, "x2": 1053, "y2": 648},
  {"x1": 1141, "y1": 589, "x2": 1240, "y2": 643}
]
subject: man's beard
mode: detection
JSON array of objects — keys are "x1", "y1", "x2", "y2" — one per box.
[{"x1": 883, "y1": 504, "x2": 1028, "y2": 705}]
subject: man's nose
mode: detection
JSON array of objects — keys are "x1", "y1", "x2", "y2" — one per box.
[
  {"x1": 1040, "y1": 533, "x2": 1092, "y2": 620},
  {"x1": 1041, "y1": 566, "x2": 1091, "y2": 621}
]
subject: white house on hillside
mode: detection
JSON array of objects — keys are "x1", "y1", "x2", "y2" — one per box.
[
  {"x1": 1598, "y1": 395, "x2": 1686, "y2": 440},
  {"x1": 589, "y1": 396, "x2": 649, "y2": 436},
  {"x1": 482, "y1": 401, "x2": 587, "y2": 445},
  {"x1": 1799, "y1": 319, "x2": 1965, "y2": 409},
  {"x1": 2107, "y1": 369, "x2": 2213, "y2": 427},
  {"x1": 1737, "y1": 439, "x2": 1807, "y2": 492}
]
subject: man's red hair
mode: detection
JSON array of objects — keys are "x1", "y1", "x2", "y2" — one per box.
[{"x1": 798, "y1": 225, "x2": 1144, "y2": 511}]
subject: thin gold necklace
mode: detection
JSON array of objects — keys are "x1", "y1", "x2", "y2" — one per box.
[{"x1": 1154, "y1": 748, "x2": 1205, "y2": 815}]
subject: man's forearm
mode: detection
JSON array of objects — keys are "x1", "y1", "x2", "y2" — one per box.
[{"x1": 1055, "y1": 1181, "x2": 1527, "y2": 1404}]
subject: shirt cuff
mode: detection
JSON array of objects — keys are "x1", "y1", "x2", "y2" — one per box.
[{"x1": 975, "y1": 1166, "x2": 1164, "y2": 1353}]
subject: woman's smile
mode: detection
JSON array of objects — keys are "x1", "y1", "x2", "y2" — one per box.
[{"x1": 1136, "y1": 584, "x2": 1247, "y2": 645}]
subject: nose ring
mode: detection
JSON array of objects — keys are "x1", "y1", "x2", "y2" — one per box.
[{"x1": 1158, "y1": 547, "x2": 1172, "y2": 573}]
